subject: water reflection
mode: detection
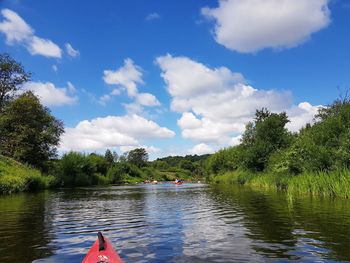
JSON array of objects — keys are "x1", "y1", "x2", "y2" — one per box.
[
  {"x1": 210, "y1": 185, "x2": 350, "y2": 262},
  {"x1": 0, "y1": 183, "x2": 350, "y2": 262},
  {"x1": 0, "y1": 192, "x2": 54, "y2": 262}
]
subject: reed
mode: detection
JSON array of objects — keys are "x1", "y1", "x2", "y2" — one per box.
[{"x1": 212, "y1": 169, "x2": 350, "y2": 198}]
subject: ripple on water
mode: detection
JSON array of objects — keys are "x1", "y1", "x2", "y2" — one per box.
[{"x1": 0, "y1": 183, "x2": 350, "y2": 262}]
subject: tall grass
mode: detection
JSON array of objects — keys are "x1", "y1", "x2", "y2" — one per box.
[
  {"x1": 0, "y1": 155, "x2": 55, "y2": 194},
  {"x1": 212, "y1": 170, "x2": 350, "y2": 198}
]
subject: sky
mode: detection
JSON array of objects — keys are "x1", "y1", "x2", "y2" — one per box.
[{"x1": 0, "y1": 0, "x2": 349, "y2": 159}]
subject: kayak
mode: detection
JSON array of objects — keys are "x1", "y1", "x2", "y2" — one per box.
[
  {"x1": 82, "y1": 232, "x2": 123, "y2": 263},
  {"x1": 174, "y1": 181, "x2": 183, "y2": 185}
]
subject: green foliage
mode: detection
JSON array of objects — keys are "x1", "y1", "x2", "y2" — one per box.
[
  {"x1": 151, "y1": 160, "x2": 170, "y2": 170},
  {"x1": 207, "y1": 100, "x2": 350, "y2": 197},
  {"x1": 153, "y1": 154, "x2": 209, "y2": 180},
  {"x1": 127, "y1": 148, "x2": 148, "y2": 168},
  {"x1": 0, "y1": 155, "x2": 55, "y2": 194},
  {"x1": 270, "y1": 99, "x2": 350, "y2": 174},
  {"x1": 206, "y1": 147, "x2": 240, "y2": 175},
  {"x1": 0, "y1": 53, "x2": 31, "y2": 110},
  {"x1": 107, "y1": 162, "x2": 145, "y2": 184},
  {"x1": 57, "y1": 152, "x2": 99, "y2": 187},
  {"x1": 0, "y1": 92, "x2": 64, "y2": 169},
  {"x1": 88, "y1": 153, "x2": 109, "y2": 175},
  {"x1": 213, "y1": 170, "x2": 350, "y2": 198},
  {"x1": 104, "y1": 149, "x2": 115, "y2": 167},
  {"x1": 240, "y1": 109, "x2": 293, "y2": 171}
]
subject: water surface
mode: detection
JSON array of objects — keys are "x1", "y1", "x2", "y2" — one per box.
[{"x1": 0, "y1": 183, "x2": 350, "y2": 262}]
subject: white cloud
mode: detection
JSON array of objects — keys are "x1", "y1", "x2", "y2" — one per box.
[
  {"x1": 103, "y1": 58, "x2": 143, "y2": 97},
  {"x1": 102, "y1": 58, "x2": 161, "y2": 111},
  {"x1": 0, "y1": 9, "x2": 62, "y2": 58},
  {"x1": 28, "y1": 36, "x2": 62, "y2": 57},
  {"x1": 65, "y1": 43, "x2": 80, "y2": 57},
  {"x1": 202, "y1": 0, "x2": 331, "y2": 53},
  {"x1": 189, "y1": 143, "x2": 214, "y2": 155},
  {"x1": 146, "y1": 12, "x2": 160, "y2": 21},
  {"x1": 157, "y1": 54, "x2": 320, "y2": 146},
  {"x1": 60, "y1": 114, "x2": 175, "y2": 151},
  {"x1": 136, "y1": 93, "x2": 160, "y2": 106},
  {"x1": 23, "y1": 81, "x2": 78, "y2": 106},
  {"x1": 0, "y1": 8, "x2": 32, "y2": 43},
  {"x1": 286, "y1": 102, "x2": 321, "y2": 132},
  {"x1": 52, "y1": 65, "x2": 58, "y2": 72}
]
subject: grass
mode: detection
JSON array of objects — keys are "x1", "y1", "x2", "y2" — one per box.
[
  {"x1": 212, "y1": 170, "x2": 350, "y2": 198},
  {"x1": 0, "y1": 155, "x2": 55, "y2": 194}
]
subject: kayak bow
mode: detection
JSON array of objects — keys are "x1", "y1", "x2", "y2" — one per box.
[{"x1": 82, "y1": 232, "x2": 123, "y2": 263}]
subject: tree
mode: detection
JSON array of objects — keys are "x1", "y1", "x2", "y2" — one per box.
[
  {"x1": 240, "y1": 109, "x2": 292, "y2": 171},
  {"x1": 0, "y1": 53, "x2": 31, "y2": 110},
  {"x1": 104, "y1": 149, "x2": 114, "y2": 167},
  {"x1": 89, "y1": 153, "x2": 108, "y2": 175},
  {"x1": 0, "y1": 91, "x2": 64, "y2": 168},
  {"x1": 127, "y1": 148, "x2": 148, "y2": 167}
]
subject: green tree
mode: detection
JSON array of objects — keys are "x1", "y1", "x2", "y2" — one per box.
[
  {"x1": 104, "y1": 149, "x2": 114, "y2": 167},
  {"x1": 240, "y1": 108, "x2": 292, "y2": 171},
  {"x1": 127, "y1": 148, "x2": 148, "y2": 167},
  {"x1": 0, "y1": 91, "x2": 64, "y2": 168},
  {"x1": 0, "y1": 53, "x2": 31, "y2": 110},
  {"x1": 58, "y1": 152, "x2": 96, "y2": 187},
  {"x1": 273, "y1": 98, "x2": 350, "y2": 174},
  {"x1": 89, "y1": 153, "x2": 108, "y2": 175}
]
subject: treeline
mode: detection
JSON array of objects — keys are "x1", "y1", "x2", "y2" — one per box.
[
  {"x1": 152, "y1": 154, "x2": 209, "y2": 181},
  {"x1": 207, "y1": 99, "x2": 350, "y2": 197},
  {"x1": 50, "y1": 150, "x2": 210, "y2": 187}
]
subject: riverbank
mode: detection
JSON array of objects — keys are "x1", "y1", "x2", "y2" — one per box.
[
  {"x1": 0, "y1": 155, "x2": 55, "y2": 194},
  {"x1": 211, "y1": 170, "x2": 350, "y2": 198}
]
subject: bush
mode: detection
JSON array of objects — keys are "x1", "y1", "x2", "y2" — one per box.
[
  {"x1": 107, "y1": 162, "x2": 145, "y2": 184},
  {"x1": 57, "y1": 152, "x2": 97, "y2": 187}
]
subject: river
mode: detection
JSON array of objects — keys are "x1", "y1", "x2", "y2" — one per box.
[{"x1": 0, "y1": 183, "x2": 350, "y2": 262}]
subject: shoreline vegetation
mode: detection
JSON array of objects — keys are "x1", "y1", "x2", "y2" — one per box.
[
  {"x1": 0, "y1": 155, "x2": 55, "y2": 194},
  {"x1": 0, "y1": 151, "x2": 209, "y2": 194},
  {"x1": 211, "y1": 170, "x2": 350, "y2": 198},
  {"x1": 2, "y1": 54, "x2": 350, "y2": 198}
]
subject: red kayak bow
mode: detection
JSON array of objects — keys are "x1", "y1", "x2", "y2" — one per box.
[{"x1": 82, "y1": 232, "x2": 123, "y2": 263}]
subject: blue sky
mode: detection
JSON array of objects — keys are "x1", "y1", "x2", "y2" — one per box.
[{"x1": 0, "y1": 0, "x2": 349, "y2": 159}]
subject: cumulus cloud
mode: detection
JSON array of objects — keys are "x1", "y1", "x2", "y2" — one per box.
[
  {"x1": 23, "y1": 81, "x2": 78, "y2": 106},
  {"x1": 146, "y1": 12, "x2": 160, "y2": 21},
  {"x1": 59, "y1": 114, "x2": 175, "y2": 151},
  {"x1": 103, "y1": 58, "x2": 143, "y2": 97},
  {"x1": 189, "y1": 143, "x2": 214, "y2": 155},
  {"x1": 202, "y1": 0, "x2": 331, "y2": 53},
  {"x1": 102, "y1": 58, "x2": 161, "y2": 110},
  {"x1": 65, "y1": 43, "x2": 80, "y2": 57},
  {"x1": 0, "y1": 9, "x2": 62, "y2": 58},
  {"x1": 136, "y1": 92, "x2": 160, "y2": 106},
  {"x1": 157, "y1": 54, "x2": 320, "y2": 146},
  {"x1": 286, "y1": 102, "x2": 321, "y2": 132}
]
